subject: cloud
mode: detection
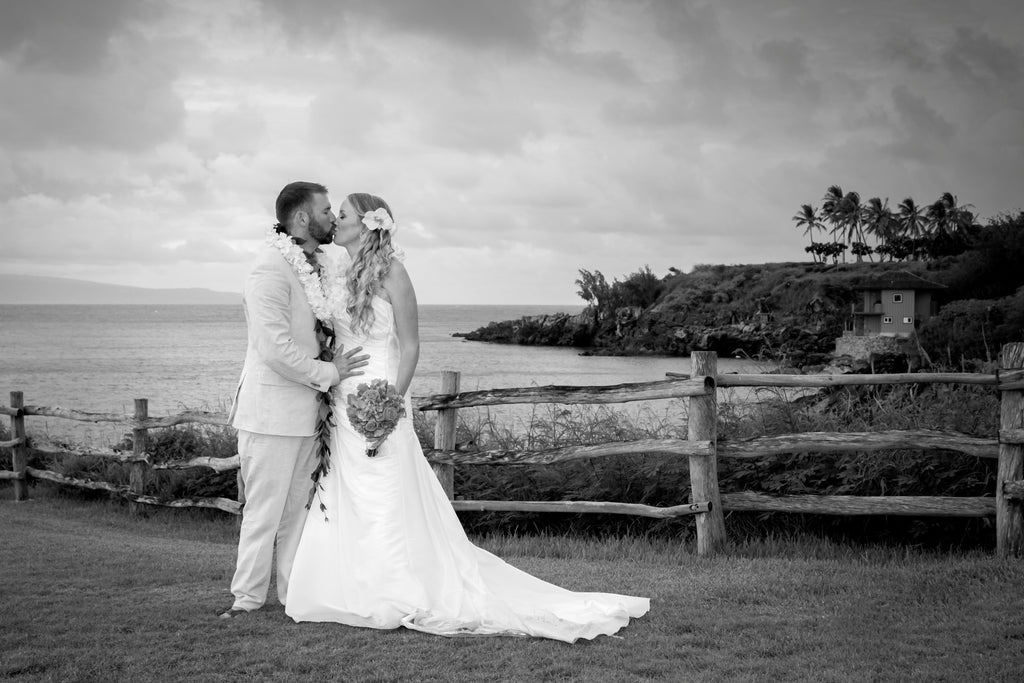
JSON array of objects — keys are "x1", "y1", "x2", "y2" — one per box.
[
  {"x1": 0, "y1": 0, "x2": 184, "y2": 153},
  {"x1": 2, "y1": 0, "x2": 1024, "y2": 304},
  {"x1": 165, "y1": 238, "x2": 251, "y2": 263},
  {"x1": 256, "y1": 0, "x2": 550, "y2": 53},
  {"x1": 0, "y1": 64, "x2": 185, "y2": 152},
  {"x1": 0, "y1": 0, "x2": 146, "y2": 74},
  {"x1": 880, "y1": 35, "x2": 935, "y2": 72},
  {"x1": 942, "y1": 26, "x2": 1022, "y2": 84},
  {"x1": 883, "y1": 85, "x2": 955, "y2": 162}
]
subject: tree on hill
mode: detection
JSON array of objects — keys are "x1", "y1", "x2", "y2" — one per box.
[
  {"x1": 802, "y1": 187, "x2": 990, "y2": 264},
  {"x1": 575, "y1": 266, "x2": 668, "y2": 323},
  {"x1": 943, "y1": 210, "x2": 1024, "y2": 300},
  {"x1": 821, "y1": 185, "x2": 847, "y2": 261},
  {"x1": 927, "y1": 192, "x2": 975, "y2": 238},
  {"x1": 862, "y1": 197, "x2": 897, "y2": 260},
  {"x1": 839, "y1": 191, "x2": 870, "y2": 261},
  {"x1": 575, "y1": 268, "x2": 611, "y2": 325},
  {"x1": 897, "y1": 197, "x2": 928, "y2": 249},
  {"x1": 792, "y1": 204, "x2": 824, "y2": 262},
  {"x1": 612, "y1": 265, "x2": 664, "y2": 310}
]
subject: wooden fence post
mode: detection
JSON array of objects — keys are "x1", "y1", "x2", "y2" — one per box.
[
  {"x1": 688, "y1": 352, "x2": 726, "y2": 556},
  {"x1": 997, "y1": 343, "x2": 1024, "y2": 557},
  {"x1": 10, "y1": 391, "x2": 28, "y2": 502},
  {"x1": 129, "y1": 398, "x2": 148, "y2": 515},
  {"x1": 432, "y1": 371, "x2": 459, "y2": 500}
]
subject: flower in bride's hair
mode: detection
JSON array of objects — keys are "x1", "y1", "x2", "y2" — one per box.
[{"x1": 362, "y1": 207, "x2": 396, "y2": 233}]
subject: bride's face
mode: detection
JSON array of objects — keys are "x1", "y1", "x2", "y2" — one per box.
[{"x1": 333, "y1": 198, "x2": 363, "y2": 248}]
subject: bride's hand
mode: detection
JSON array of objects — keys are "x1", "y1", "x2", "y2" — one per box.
[{"x1": 333, "y1": 344, "x2": 370, "y2": 380}]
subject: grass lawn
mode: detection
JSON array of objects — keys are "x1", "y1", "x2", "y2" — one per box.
[{"x1": 1, "y1": 488, "x2": 1023, "y2": 682}]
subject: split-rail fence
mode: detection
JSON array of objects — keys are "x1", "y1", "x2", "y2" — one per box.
[{"x1": 3, "y1": 343, "x2": 1023, "y2": 558}]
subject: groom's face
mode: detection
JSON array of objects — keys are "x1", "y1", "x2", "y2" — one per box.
[{"x1": 305, "y1": 193, "x2": 337, "y2": 245}]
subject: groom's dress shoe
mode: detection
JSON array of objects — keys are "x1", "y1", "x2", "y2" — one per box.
[{"x1": 218, "y1": 607, "x2": 250, "y2": 619}]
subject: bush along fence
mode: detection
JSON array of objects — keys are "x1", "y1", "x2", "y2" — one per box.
[{"x1": 3, "y1": 345, "x2": 1023, "y2": 558}]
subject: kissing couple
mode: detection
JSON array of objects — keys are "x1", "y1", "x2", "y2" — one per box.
[{"x1": 221, "y1": 181, "x2": 649, "y2": 642}]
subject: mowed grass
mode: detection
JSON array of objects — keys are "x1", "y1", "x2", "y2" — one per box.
[{"x1": 2, "y1": 490, "x2": 1023, "y2": 682}]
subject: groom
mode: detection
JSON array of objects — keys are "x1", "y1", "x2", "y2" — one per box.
[{"x1": 221, "y1": 181, "x2": 367, "y2": 619}]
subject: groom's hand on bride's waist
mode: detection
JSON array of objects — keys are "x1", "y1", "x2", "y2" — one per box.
[{"x1": 332, "y1": 344, "x2": 370, "y2": 381}]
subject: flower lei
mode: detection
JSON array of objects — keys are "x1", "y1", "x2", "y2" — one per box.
[{"x1": 265, "y1": 227, "x2": 344, "y2": 520}]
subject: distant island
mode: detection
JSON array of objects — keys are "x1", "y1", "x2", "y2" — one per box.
[{"x1": 0, "y1": 274, "x2": 241, "y2": 305}]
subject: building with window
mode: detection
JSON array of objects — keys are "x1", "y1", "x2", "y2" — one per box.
[
  {"x1": 848, "y1": 271, "x2": 945, "y2": 337},
  {"x1": 835, "y1": 271, "x2": 946, "y2": 363}
]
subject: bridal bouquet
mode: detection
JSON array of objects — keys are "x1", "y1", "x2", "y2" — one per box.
[{"x1": 346, "y1": 379, "x2": 406, "y2": 457}]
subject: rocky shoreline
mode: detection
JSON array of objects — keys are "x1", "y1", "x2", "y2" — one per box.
[
  {"x1": 458, "y1": 308, "x2": 840, "y2": 370},
  {"x1": 455, "y1": 261, "x2": 957, "y2": 374}
]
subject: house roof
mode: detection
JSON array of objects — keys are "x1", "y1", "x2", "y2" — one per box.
[{"x1": 855, "y1": 270, "x2": 947, "y2": 290}]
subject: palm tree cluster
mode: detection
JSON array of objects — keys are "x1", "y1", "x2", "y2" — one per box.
[{"x1": 793, "y1": 187, "x2": 978, "y2": 264}]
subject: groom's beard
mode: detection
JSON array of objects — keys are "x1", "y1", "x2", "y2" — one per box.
[{"x1": 308, "y1": 217, "x2": 336, "y2": 245}]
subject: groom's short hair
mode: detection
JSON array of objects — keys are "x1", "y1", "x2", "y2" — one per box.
[{"x1": 276, "y1": 181, "x2": 328, "y2": 226}]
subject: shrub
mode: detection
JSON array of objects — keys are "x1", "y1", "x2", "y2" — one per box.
[
  {"x1": 0, "y1": 423, "x2": 10, "y2": 471},
  {"x1": 715, "y1": 380, "x2": 999, "y2": 548},
  {"x1": 918, "y1": 290, "x2": 1024, "y2": 364}
]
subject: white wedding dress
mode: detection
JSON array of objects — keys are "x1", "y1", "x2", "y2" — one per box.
[{"x1": 286, "y1": 295, "x2": 649, "y2": 642}]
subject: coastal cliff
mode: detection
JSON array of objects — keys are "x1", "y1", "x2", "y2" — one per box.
[{"x1": 461, "y1": 261, "x2": 948, "y2": 366}]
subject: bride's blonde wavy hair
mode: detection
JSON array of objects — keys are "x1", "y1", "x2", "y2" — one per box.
[{"x1": 344, "y1": 192, "x2": 398, "y2": 336}]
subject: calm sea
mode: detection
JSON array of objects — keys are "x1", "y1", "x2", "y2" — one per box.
[{"x1": 0, "y1": 304, "x2": 771, "y2": 441}]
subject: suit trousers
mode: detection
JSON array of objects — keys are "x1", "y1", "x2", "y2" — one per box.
[{"x1": 230, "y1": 430, "x2": 318, "y2": 610}]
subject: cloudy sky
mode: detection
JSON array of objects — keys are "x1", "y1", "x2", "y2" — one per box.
[{"x1": 1, "y1": 0, "x2": 1022, "y2": 304}]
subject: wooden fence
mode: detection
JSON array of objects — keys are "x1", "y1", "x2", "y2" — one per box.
[{"x1": 3, "y1": 343, "x2": 1023, "y2": 558}]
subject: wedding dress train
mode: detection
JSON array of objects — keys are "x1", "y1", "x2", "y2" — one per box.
[{"x1": 286, "y1": 296, "x2": 649, "y2": 642}]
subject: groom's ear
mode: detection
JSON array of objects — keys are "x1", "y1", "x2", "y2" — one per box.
[{"x1": 295, "y1": 209, "x2": 309, "y2": 228}]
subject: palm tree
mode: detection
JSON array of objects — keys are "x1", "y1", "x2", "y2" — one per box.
[
  {"x1": 898, "y1": 197, "x2": 928, "y2": 260},
  {"x1": 821, "y1": 185, "x2": 844, "y2": 246},
  {"x1": 926, "y1": 195, "x2": 952, "y2": 238},
  {"x1": 930, "y1": 192, "x2": 976, "y2": 237},
  {"x1": 897, "y1": 197, "x2": 926, "y2": 239},
  {"x1": 820, "y1": 185, "x2": 849, "y2": 261},
  {"x1": 840, "y1": 191, "x2": 868, "y2": 261},
  {"x1": 863, "y1": 197, "x2": 896, "y2": 260},
  {"x1": 792, "y1": 204, "x2": 823, "y2": 262}
]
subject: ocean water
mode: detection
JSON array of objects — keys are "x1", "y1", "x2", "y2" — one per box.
[{"x1": 0, "y1": 304, "x2": 772, "y2": 442}]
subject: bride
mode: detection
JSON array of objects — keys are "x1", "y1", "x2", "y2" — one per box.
[{"x1": 285, "y1": 193, "x2": 649, "y2": 642}]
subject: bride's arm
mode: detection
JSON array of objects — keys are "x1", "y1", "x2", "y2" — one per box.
[{"x1": 381, "y1": 260, "x2": 420, "y2": 397}]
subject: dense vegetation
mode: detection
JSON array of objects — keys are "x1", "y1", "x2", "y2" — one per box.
[{"x1": 559, "y1": 209, "x2": 1024, "y2": 364}]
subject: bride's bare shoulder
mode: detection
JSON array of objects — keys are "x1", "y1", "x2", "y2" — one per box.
[{"x1": 382, "y1": 260, "x2": 415, "y2": 302}]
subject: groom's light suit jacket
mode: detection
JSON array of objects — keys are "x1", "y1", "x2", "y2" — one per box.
[{"x1": 229, "y1": 245, "x2": 339, "y2": 436}]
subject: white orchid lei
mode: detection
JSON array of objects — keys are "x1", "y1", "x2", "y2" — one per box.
[
  {"x1": 264, "y1": 227, "x2": 345, "y2": 322},
  {"x1": 265, "y1": 227, "x2": 344, "y2": 520}
]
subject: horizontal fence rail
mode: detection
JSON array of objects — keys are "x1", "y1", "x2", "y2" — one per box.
[
  {"x1": 719, "y1": 493, "x2": 995, "y2": 517},
  {"x1": 423, "y1": 439, "x2": 715, "y2": 466},
  {"x1": 413, "y1": 376, "x2": 714, "y2": 411},
  {"x1": 718, "y1": 430, "x2": 999, "y2": 459},
  {"x1": 4, "y1": 343, "x2": 1024, "y2": 557},
  {"x1": 666, "y1": 369, "x2": 1024, "y2": 389},
  {"x1": 450, "y1": 500, "x2": 712, "y2": 519}
]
